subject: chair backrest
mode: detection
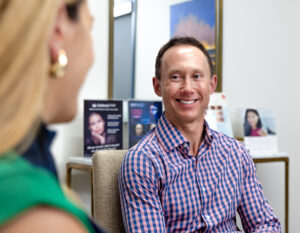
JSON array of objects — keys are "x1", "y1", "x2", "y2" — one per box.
[{"x1": 92, "y1": 150, "x2": 127, "y2": 233}]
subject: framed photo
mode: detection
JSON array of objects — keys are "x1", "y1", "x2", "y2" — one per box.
[{"x1": 170, "y1": 0, "x2": 223, "y2": 92}]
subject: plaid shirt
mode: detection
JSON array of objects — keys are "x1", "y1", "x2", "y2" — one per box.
[{"x1": 119, "y1": 114, "x2": 281, "y2": 233}]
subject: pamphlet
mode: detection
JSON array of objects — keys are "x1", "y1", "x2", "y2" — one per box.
[
  {"x1": 128, "y1": 100, "x2": 162, "y2": 148},
  {"x1": 84, "y1": 100, "x2": 123, "y2": 157},
  {"x1": 242, "y1": 108, "x2": 278, "y2": 157},
  {"x1": 205, "y1": 93, "x2": 233, "y2": 137}
]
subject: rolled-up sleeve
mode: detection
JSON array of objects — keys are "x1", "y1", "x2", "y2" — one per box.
[{"x1": 118, "y1": 149, "x2": 166, "y2": 233}]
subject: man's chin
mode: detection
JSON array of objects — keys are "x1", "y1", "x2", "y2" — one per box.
[{"x1": 167, "y1": 113, "x2": 204, "y2": 126}]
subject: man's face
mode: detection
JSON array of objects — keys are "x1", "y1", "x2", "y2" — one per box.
[{"x1": 153, "y1": 45, "x2": 217, "y2": 127}]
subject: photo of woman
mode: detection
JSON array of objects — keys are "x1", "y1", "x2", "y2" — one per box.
[
  {"x1": 86, "y1": 112, "x2": 106, "y2": 145},
  {"x1": 84, "y1": 100, "x2": 123, "y2": 156},
  {"x1": 244, "y1": 109, "x2": 268, "y2": 137}
]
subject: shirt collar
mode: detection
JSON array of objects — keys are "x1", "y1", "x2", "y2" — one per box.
[
  {"x1": 203, "y1": 121, "x2": 214, "y2": 145},
  {"x1": 40, "y1": 123, "x2": 56, "y2": 149},
  {"x1": 21, "y1": 123, "x2": 58, "y2": 178},
  {"x1": 155, "y1": 114, "x2": 214, "y2": 153}
]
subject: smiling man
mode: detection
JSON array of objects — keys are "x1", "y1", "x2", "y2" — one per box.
[{"x1": 119, "y1": 37, "x2": 281, "y2": 233}]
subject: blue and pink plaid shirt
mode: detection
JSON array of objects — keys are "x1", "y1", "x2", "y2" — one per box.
[{"x1": 119, "y1": 114, "x2": 281, "y2": 232}]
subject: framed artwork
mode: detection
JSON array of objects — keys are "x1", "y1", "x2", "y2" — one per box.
[{"x1": 170, "y1": 0, "x2": 223, "y2": 92}]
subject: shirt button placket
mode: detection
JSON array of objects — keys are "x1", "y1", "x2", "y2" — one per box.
[
  {"x1": 197, "y1": 157, "x2": 210, "y2": 218},
  {"x1": 195, "y1": 157, "x2": 204, "y2": 214}
]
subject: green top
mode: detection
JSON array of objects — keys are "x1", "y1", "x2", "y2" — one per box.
[{"x1": 0, "y1": 151, "x2": 95, "y2": 233}]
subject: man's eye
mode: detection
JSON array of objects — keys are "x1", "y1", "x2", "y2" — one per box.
[
  {"x1": 171, "y1": 74, "x2": 180, "y2": 80},
  {"x1": 193, "y1": 74, "x2": 201, "y2": 79}
]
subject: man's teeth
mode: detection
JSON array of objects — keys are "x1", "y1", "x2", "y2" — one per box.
[{"x1": 179, "y1": 100, "x2": 195, "y2": 104}]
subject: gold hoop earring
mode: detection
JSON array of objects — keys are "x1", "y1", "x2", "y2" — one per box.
[{"x1": 49, "y1": 49, "x2": 68, "y2": 78}]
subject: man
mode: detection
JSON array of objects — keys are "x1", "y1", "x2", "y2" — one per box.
[{"x1": 119, "y1": 37, "x2": 281, "y2": 232}]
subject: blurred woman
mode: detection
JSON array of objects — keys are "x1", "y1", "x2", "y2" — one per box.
[
  {"x1": 0, "y1": 0, "x2": 104, "y2": 232},
  {"x1": 244, "y1": 109, "x2": 267, "y2": 137}
]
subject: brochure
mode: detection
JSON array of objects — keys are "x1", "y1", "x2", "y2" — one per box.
[
  {"x1": 242, "y1": 108, "x2": 278, "y2": 157},
  {"x1": 128, "y1": 100, "x2": 162, "y2": 148},
  {"x1": 205, "y1": 93, "x2": 233, "y2": 137},
  {"x1": 84, "y1": 100, "x2": 123, "y2": 157}
]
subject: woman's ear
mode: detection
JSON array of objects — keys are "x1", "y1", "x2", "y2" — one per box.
[{"x1": 49, "y1": 3, "x2": 70, "y2": 62}]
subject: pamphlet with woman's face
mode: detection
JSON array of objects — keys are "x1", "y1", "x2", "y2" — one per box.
[
  {"x1": 242, "y1": 108, "x2": 278, "y2": 157},
  {"x1": 84, "y1": 100, "x2": 123, "y2": 157}
]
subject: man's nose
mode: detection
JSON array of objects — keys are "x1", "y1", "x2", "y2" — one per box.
[{"x1": 180, "y1": 77, "x2": 194, "y2": 93}]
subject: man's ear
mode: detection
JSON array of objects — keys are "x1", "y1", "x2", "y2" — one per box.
[
  {"x1": 153, "y1": 77, "x2": 162, "y2": 97},
  {"x1": 49, "y1": 3, "x2": 70, "y2": 63},
  {"x1": 209, "y1": 75, "x2": 218, "y2": 94}
]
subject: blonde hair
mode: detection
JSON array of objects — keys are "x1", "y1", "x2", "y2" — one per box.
[{"x1": 0, "y1": 0, "x2": 59, "y2": 155}]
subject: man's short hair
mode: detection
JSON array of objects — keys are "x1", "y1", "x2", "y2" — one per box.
[{"x1": 155, "y1": 36, "x2": 214, "y2": 80}]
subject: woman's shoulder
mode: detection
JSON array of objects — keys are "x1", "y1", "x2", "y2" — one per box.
[
  {"x1": 0, "y1": 151, "x2": 98, "y2": 233},
  {"x1": 0, "y1": 151, "x2": 61, "y2": 197},
  {"x1": 0, "y1": 206, "x2": 88, "y2": 233},
  {"x1": 0, "y1": 152, "x2": 66, "y2": 223}
]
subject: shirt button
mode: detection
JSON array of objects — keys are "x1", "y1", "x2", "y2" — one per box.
[
  {"x1": 183, "y1": 143, "x2": 188, "y2": 148},
  {"x1": 206, "y1": 215, "x2": 211, "y2": 220},
  {"x1": 202, "y1": 187, "x2": 206, "y2": 192}
]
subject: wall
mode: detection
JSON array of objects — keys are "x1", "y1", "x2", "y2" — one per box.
[
  {"x1": 223, "y1": 1, "x2": 300, "y2": 232},
  {"x1": 52, "y1": 0, "x2": 109, "y2": 180},
  {"x1": 135, "y1": 0, "x2": 186, "y2": 99},
  {"x1": 135, "y1": 0, "x2": 300, "y2": 232}
]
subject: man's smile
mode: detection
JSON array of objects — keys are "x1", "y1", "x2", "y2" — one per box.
[{"x1": 176, "y1": 99, "x2": 198, "y2": 105}]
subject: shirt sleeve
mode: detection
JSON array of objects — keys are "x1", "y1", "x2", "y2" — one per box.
[
  {"x1": 118, "y1": 149, "x2": 166, "y2": 233},
  {"x1": 237, "y1": 145, "x2": 281, "y2": 233}
]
